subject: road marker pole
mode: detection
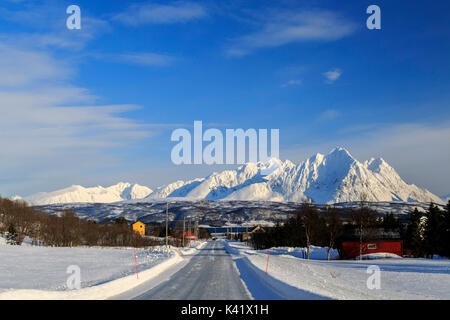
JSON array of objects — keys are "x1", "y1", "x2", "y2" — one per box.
[
  {"x1": 245, "y1": 226, "x2": 248, "y2": 254},
  {"x1": 134, "y1": 250, "x2": 139, "y2": 279},
  {"x1": 166, "y1": 203, "x2": 169, "y2": 248},
  {"x1": 265, "y1": 249, "x2": 270, "y2": 276}
]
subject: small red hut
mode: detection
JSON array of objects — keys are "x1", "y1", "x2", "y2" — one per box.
[{"x1": 180, "y1": 232, "x2": 197, "y2": 241}]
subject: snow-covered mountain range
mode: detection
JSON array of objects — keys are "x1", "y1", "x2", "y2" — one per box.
[
  {"x1": 22, "y1": 147, "x2": 444, "y2": 205},
  {"x1": 24, "y1": 182, "x2": 152, "y2": 205}
]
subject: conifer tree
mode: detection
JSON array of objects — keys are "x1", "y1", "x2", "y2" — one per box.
[
  {"x1": 6, "y1": 223, "x2": 19, "y2": 245},
  {"x1": 423, "y1": 203, "x2": 444, "y2": 258},
  {"x1": 405, "y1": 208, "x2": 424, "y2": 257},
  {"x1": 443, "y1": 201, "x2": 450, "y2": 257}
]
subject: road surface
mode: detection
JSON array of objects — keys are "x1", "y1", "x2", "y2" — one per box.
[{"x1": 133, "y1": 241, "x2": 252, "y2": 300}]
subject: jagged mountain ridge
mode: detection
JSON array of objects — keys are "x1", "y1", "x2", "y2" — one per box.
[
  {"x1": 23, "y1": 148, "x2": 443, "y2": 205},
  {"x1": 141, "y1": 147, "x2": 442, "y2": 204}
]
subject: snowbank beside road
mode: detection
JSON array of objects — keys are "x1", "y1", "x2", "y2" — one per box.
[
  {"x1": 225, "y1": 241, "x2": 450, "y2": 300},
  {"x1": 0, "y1": 241, "x2": 206, "y2": 300},
  {"x1": 264, "y1": 246, "x2": 339, "y2": 260}
]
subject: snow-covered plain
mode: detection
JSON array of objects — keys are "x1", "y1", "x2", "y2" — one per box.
[
  {"x1": 0, "y1": 237, "x2": 206, "y2": 299},
  {"x1": 225, "y1": 241, "x2": 450, "y2": 300}
]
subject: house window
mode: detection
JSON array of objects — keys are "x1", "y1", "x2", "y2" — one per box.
[{"x1": 368, "y1": 244, "x2": 377, "y2": 250}]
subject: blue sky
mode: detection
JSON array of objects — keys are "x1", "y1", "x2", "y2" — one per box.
[{"x1": 0, "y1": 0, "x2": 449, "y2": 197}]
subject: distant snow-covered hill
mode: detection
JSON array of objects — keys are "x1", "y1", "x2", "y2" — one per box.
[
  {"x1": 25, "y1": 182, "x2": 152, "y2": 205},
  {"x1": 23, "y1": 147, "x2": 443, "y2": 205}
]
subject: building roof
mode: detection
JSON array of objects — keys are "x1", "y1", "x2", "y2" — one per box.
[
  {"x1": 250, "y1": 225, "x2": 266, "y2": 233},
  {"x1": 340, "y1": 226, "x2": 402, "y2": 241}
]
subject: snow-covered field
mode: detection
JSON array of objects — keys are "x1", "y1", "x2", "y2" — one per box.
[
  {"x1": 225, "y1": 241, "x2": 450, "y2": 300},
  {"x1": 2, "y1": 236, "x2": 449, "y2": 300},
  {"x1": 0, "y1": 236, "x2": 206, "y2": 299}
]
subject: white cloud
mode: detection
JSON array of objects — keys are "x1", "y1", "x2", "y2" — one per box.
[
  {"x1": 323, "y1": 68, "x2": 342, "y2": 83},
  {"x1": 89, "y1": 52, "x2": 176, "y2": 67},
  {"x1": 318, "y1": 109, "x2": 340, "y2": 121},
  {"x1": 227, "y1": 10, "x2": 356, "y2": 57},
  {"x1": 116, "y1": 53, "x2": 176, "y2": 67},
  {"x1": 113, "y1": 1, "x2": 207, "y2": 26},
  {"x1": 0, "y1": 3, "x2": 111, "y2": 51},
  {"x1": 0, "y1": 41, "x2": 154, "y2": 197},
  {"x1": 281, "y1": 79, "x2": 301, "y2": 87},
  {"x1": 0, "y1": 43, "x2": 72, "y2": 86}
]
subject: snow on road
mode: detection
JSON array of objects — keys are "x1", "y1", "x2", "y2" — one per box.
[
  {"x1": 131, "y1": 241, "x2": 252, "y2": 300},
  {"x1": 0, "y1": 239, "x2": 206, "y2": 299},
  {"x1": 225, "y1": 241, "x2": 450, "y2": 300}
]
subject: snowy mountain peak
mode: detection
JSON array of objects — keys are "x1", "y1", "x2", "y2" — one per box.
[
  {"x1": 328, "y1": 146, "x2": 352, "y2": 156},
  {"x1": 259, "y1": 158, "x2": 282, "y2": 177},
  {"x1": 366, "y1": 157, "x2": 390, "y2": 173},
  {"x1": 140, "y1": 147, "x2": 443, "y2": 204},
  {"x1": 24, "y1": 182, "x2": 153, "y2": 205},
  {"x1": 325, "y1": 147, "x2": 356, "y2": 165}
]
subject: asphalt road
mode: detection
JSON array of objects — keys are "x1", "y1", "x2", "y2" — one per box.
[{"x1": 133, "y1": 241, "x2": 251, "y2": 300}]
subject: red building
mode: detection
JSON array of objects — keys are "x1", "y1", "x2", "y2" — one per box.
[
  {"x1": 179, "y1": 232, "x2": 197, "y2": 241},
  {"x1": 338, "y1": 227, "x2": 403, "y2": 259}
]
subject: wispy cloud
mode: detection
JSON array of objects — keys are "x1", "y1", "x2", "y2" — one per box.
[
  {"x1": 115, "y1": 53, "x2": 176, "y2": 67},
  {"x1": 281, "y1": 79, "x2": 302, "y2": 87},
  {"x1": 0, "y1": 41, "x2": 154, "y2": 196},
  {"x1": 0, "y1": 3, "x2": 110, "y2": 50},
  {"x1": 323, "y1": 68, "x2": 342, "y2": 83},
  {"x1": 226, "y1": 10, "x2": 356, "y2": 57},
  {"x1": 0, "y1": 43, "x2": 72, "y2": 86},
  {"x1": 113, "y1": 1, "x2": 207, "y2": 26},
  {"x1": 318, "y1": 109, "x2": 340, "y2": 121},
  {"x1": 89, "y1": 52, "x2": 176, "y2": 67}
]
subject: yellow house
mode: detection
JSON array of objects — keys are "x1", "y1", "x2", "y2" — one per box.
[{"x1": 132, "y1": 221, "x2": 145, "y2": 236}]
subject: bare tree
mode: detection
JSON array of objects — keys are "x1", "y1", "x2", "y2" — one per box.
[
  {"x1": 301, "y1": 203, "x2": 321, "y2": 259},
  {"x1": 323, "y1": 206, "x2": 343, "y2": 260},
  {"x1": 350, "y1": 193, "x2": 379, "y2": 260}
]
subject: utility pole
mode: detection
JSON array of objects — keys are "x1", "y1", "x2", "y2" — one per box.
[
  {"x1": 359, "y1": 221, "x2": 363, "y2": 261},
  {"x1": 188, "y1": 218, "x2": 191, "y2": 244},
  {"x1": 194, "y1": 220, "x2": 199, "y2": 240},
  {"x1": 182, "y1": 217, "x2": 185, "y2": 247},
  {"x1": 245, "y1": 226, "x2": 249, "y2": 251},
  {"x1": 165, "y1": 202, "x2": 168, "y2": 247}
]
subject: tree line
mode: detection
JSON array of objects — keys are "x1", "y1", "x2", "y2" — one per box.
[
  {"x1": 0, "y1": 196, "x2": 159, "y2": 247},
  {"x1": 249, "y1": 201, "x2": 450, "y2": 259}
]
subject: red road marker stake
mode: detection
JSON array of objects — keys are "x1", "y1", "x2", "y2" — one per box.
[
  {"x1": 134, "y1": 250, "x2": 139, "y2": 279},
  {"x1": 265, "y1": 249, "x2": 270, "y2": 276}
]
